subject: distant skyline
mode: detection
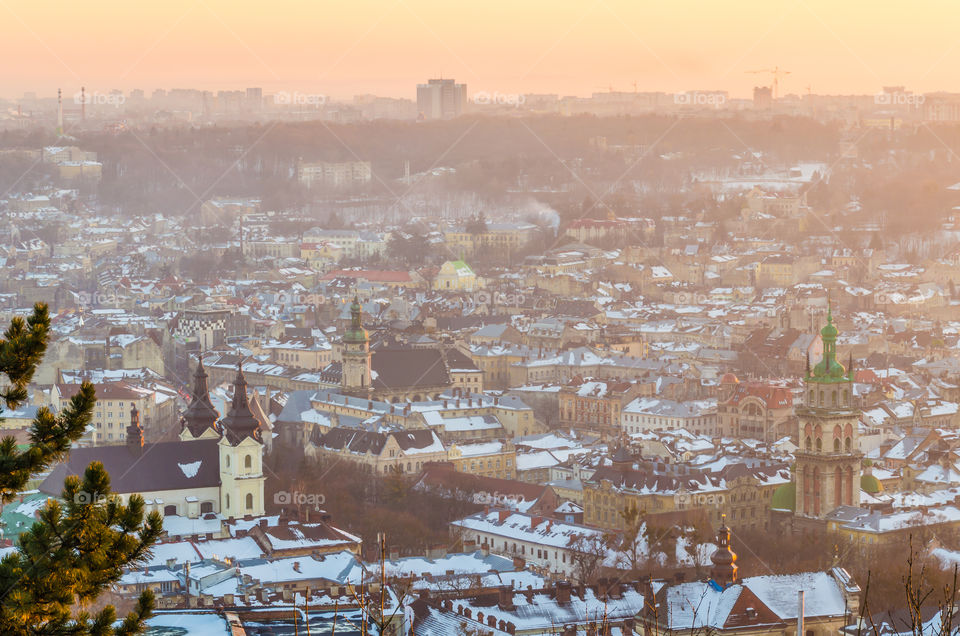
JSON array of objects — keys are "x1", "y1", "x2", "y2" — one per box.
[{"x1": 3, "y1": 0, "x2": 960, "y2": 100}]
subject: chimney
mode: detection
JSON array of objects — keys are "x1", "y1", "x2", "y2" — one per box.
[
  {"x1": 512, "y1": 556, "x2": 525, "y2": 570},
  {"x1": 555, "y1": 580, "x2": 572, "y2": 605},
  {"x1": 498, "y1": 584, "x2": 515, "y2": 611},
  {"x1": 798, "y1": 590, "x2": 805, "y2": 636},
  {"x1": 596, "y1": 577, "x2": 609, "y2": 600},
  {"x1": 530, "y1": 516, "x2": 543, "y2": 529},
  {"x1": 498, "y1": 510, "x2": 510, "y2": 523}
]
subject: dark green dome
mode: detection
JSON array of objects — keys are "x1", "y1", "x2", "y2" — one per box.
[
  {"x1": 861, "y1": 474, "x2": 882, "y2": 494},
  {"x1": 812, "y1": 357, "x2": 846, "y2": 379},
  {"x1": 821, "y1": 317, "x2": 838, "y2": 339},
  {"x1": 770, "y1": 482, "x2": 796, "y2": 511}
]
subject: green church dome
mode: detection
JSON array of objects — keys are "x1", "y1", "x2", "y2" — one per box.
[
  {"x1": 770, "y1": 482, "x2": 796, "y2": 512},
  {"x1": 861, "y1": 474, "x2": 882, "y2": 494}
]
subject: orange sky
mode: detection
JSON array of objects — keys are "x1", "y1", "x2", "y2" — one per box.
[{"x1": 3, "y1": 0, "x2": 958, "y2": 99}]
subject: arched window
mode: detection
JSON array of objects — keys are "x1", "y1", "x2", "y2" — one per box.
[
  {"x1": 845, "y1": 437, "x2": 852, "y2": 452},
  {"x1": 843, "y1": 389, "x2": 849, "y2": 405},
  {"x1": 245, "y1": 493, "x2": 254, "y2": 510},
  {"x1": 225, "y1": 494, "x2": 230, "y2": 510},
  {"x1": 833, "y1": 438, "x2": 840, "y2": 452},
  {"x1": 815, "y1": 438, "x2": 822, "y2": 452},
  {"x1": 832, "y1": 390, "x2": 837, "y2": 406},
  {"x1": 225, "y1": 455, "x2": 231, "y2": 468},
  {"x1": 244, "y1": 454, "x2": 252, "y2": 469}
]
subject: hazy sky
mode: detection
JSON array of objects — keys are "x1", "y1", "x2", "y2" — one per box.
[{"x1": 4, "y1": 0, "x2": 958, "y2": 99}]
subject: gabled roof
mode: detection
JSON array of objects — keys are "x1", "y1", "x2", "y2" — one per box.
[
  {"x1": 372, "y1": 349, "x2": 450, "y2": 390},
  {"x1": 40, "y1": 439, "x2": 220, "y2": 496}
]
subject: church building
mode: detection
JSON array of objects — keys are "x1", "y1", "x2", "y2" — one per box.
[{"x1": 41, "y1": 358, "x2": 267, "y2": 521}]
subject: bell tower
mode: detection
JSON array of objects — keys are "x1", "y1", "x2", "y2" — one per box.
[
  {"x1": 795, "y1": 304, "x2": 861, "y2": 522},
  {"x1": 341, "y1": 296, "x2": 372, "y2": 396},
  {"x1": 218, "y1": 363, "x2": 265, "y2": 518}
]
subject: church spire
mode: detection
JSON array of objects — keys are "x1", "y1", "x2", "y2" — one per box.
[
  {"x1": 182, "y1": 355, "x2": 221, "y2": 439},
  {"x1": 343, "y1": 295, "x2": 368, "y2": 345},
  {"x1": 810, "y1": 300, "x2": 847, "y2": 382},
  {"x1": 127, "y1": 404, "x2": 144, "y2": 454},
  {"x1": 709, "y1": 515, "x2": 738, "y2": 588},
  {"x1": 220, "y1": 360, "x2": 262, "y2": 446}
]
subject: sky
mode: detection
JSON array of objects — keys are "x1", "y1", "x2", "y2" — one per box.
[{"x1": 3, "y1": 0, "x2": 959, "y2": 100}]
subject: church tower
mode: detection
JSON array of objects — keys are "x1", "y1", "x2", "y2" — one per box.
[
  {"x1": 180, "y1": 357, "x2": 222, "y2": 441},
  {"x1": 218, "y1": 363, "x2": 266, "y2": 518},
  {"x1": 341, "y1": 297, "x2": 372, "y2": 396},
  {"x1": 709, "y1": 515, "x2": 738, "y2": 588},
  {"x1": 795, "y1": 305, "x2": 861, "y2": 522}
]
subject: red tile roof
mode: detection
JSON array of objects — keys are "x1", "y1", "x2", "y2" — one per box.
[{"x1": 723, "y1": 383, "x2": 793, "y2": 409}]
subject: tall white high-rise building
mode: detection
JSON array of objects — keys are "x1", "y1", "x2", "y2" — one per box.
[{"x1": 416, "y1": 78, "x2": 466, "y2": 119}]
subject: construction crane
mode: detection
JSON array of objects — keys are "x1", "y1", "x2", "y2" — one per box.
[{"x1": 745, "y1": 66, "x2": 791, "y2": 99}]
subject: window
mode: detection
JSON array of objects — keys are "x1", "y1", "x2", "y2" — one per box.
[
  {"x1": 245, "y1": 493, "x2": 254, "y2": 510},
  {"x1": 200, "y1": 502, "x2": 214, "y2": 514},
  {"x1": 163, "y1": 505, "x2": 177, "y2": 516},
  {"x1": 244, "y1": 455, "x2": 252, "y2": 469},
  {"x1": 226, "y1": 455, "x2": 231, "y2": 468},
  {"x1": 225, "y1": 494, "x2": 230, "y2": 509}
]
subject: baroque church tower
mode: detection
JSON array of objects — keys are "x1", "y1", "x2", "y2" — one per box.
[
  {"x1": 795, "y1": 305, "x2": 861, "y2": 522},
  {"x1": 341, "y1": 297, "x2": 372, "y2": 396},
  {"x1": 180, "y1": 356, "x2": 222, "y2": 441},
  {"x1": 218, "y1": 363, "x2": 266, "y2": 518}
]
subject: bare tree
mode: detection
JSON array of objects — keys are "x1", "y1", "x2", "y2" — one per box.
[{"x1": 567, "y1": 532, "x2": 609, "y2": 585}]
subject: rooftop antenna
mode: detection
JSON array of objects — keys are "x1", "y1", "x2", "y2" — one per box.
[{"x1": 56, "y1": 88, "x2": 63, "y2": 136}]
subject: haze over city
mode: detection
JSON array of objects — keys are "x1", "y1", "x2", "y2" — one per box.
[
  {"x1": 5, "y1": 2, "x2": 960, "y2": 636},
  {"x1": 6, "y1": 0, "x2": 960, "y2": 98}
]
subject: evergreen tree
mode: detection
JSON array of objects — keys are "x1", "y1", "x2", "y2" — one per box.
[
  {"x1": 0, "y1": 303, "x2": 163, "y2": 635},
  {"x1": 465, "y1": 213, "x2": 487, "y2": 235}
]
